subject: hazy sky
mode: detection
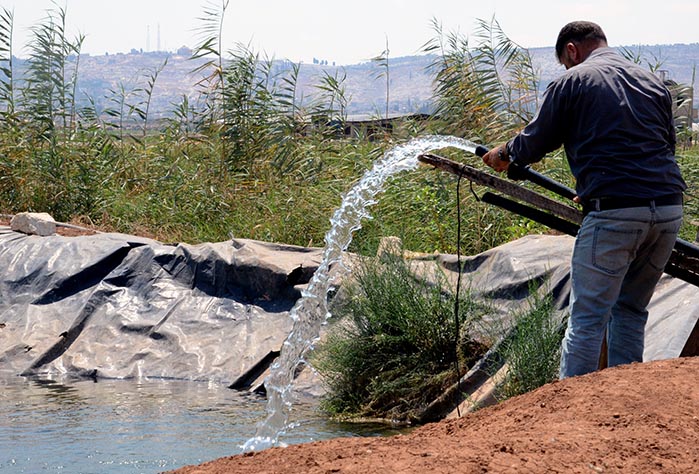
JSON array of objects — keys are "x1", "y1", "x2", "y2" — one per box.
[{"x1": 3, "y1": 0, "x2": 698, "y2": 64}]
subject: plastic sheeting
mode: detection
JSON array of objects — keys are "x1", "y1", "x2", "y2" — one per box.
[
  {"x1": 1, "y1": 227, "x2": 696, "y2": 387},
  {"x1": 0, "y1": 226, "x2": 323, "y2": 384},
  {"x1": 431, "y1": 234, "x2": 698, "y2": 362}
]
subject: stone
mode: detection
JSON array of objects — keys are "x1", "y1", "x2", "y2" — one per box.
[
  {"x1": 9, "y1": 212, "x2": 56, "y2": 236},
  {"x1": 376, "y1": 236, "x2": 403, "y2": 259}
]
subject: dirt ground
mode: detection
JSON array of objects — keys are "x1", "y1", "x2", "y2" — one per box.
[{"x1": 168, "y1": 357, "x2": 699, "y2": 474}]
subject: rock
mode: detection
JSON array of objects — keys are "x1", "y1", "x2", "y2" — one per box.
[
  {"x1": 10, "y1": 212, "x2": 56, "y2": 236},
  {"x1": 376, "y1": 236, "x2": 403, "y2": 259}
]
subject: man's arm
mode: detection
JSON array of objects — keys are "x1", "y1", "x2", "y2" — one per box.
[{"x1": 484, "y1": 80, "x2": 568, "y2": 174}]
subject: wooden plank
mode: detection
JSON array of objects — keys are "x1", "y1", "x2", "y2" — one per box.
[
  {"x1": 680, "y1": 318, "x2": 699, "y2": 357},
  {"x1": 418, "y1": 153, "x2": 583, "y2": 224}
]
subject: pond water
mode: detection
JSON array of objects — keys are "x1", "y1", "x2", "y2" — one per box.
[{"x1": 0, "y1": 374, "x2": 398, "y2": 473}]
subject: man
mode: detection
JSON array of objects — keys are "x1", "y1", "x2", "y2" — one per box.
[{"x1": 482, "y1": 21, "x2": 686, "y2": 378}]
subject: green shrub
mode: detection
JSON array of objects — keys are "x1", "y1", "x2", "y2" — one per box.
[
  {"x1": 494, "y1": 290, "x2": 565, "y2": 400},
  {"x1": 312, "y1": 247, "x2": 490, "y2": 422}
]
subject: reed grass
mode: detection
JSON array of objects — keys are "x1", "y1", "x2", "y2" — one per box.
[{"x1": 1, "y1": 6, "x2": 694, "y2": 250}]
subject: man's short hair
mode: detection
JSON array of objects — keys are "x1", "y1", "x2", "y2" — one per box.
[{"x1": 555, "y1": 21, "x2": 607, "y2": 60}]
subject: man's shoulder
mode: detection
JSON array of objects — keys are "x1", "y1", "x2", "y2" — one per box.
[
  {"x1": 582, "y1": 47, "x2": 624, "y2": 69},
  {"x1": 586, "y1": 47, "x2": 651, "y2": 73},
  {"x1": 573, "y1": 47, "x2": 653, "y2": 80},
  {"x1": 546, "y1": 48, "x2": 649, "y2": 90}
]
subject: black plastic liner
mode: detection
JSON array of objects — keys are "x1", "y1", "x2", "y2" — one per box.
[{"x1": 1, "y1": 227, "x2": 696, "y2": 388}]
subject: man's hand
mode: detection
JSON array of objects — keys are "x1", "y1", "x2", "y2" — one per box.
[{"x1": 482, "y1": 144, "x2": 510, "y2": 173}]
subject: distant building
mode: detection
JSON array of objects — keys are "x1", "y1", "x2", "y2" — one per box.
[
  {"x1": 341, "y1": 113, "x2": 431, "y2": 140},
  {"x1": 177, "y1": 46, "x2": 193, "y2": 57},
  {"x1": 301, "y1": 112, "x2": 431, "y2": 140}
]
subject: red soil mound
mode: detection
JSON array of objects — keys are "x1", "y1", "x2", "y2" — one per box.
[{"x1": 169, "y1": 357, "x2": 699, "y2": 474}]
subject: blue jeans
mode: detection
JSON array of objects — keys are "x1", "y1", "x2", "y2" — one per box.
[{"x1": 559, "y1": 203, "x2": 683, "y2": 378}]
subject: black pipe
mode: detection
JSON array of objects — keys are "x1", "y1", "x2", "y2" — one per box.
[
  {"x1": 474, "y1": 145, "x2": 577, "y2": 201},
  {"x1": 480, "y1": 192, "x2": 580, "y2": 237},
  {"x1": 674, "y1": 238, "x2": 699, "y2": 260}
]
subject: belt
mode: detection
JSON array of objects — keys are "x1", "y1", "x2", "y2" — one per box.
[{"x1": 582, "y1": 193, "x2": 683, "y2": 215}]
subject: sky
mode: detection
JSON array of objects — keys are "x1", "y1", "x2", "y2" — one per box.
[{"x1": 2, "y1": 0, "x2": 699, "y2": 64}]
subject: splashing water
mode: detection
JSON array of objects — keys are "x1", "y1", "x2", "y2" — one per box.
[{"x1": 242, "y1": 135, "x2": 480, "y2": 452}]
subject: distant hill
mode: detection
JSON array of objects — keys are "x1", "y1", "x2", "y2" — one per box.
[
  {"x1": 68, "y1": 52, "x2": 438, "y2": 119},
  {"x1": 11, "y1": 43, "x2": 699, "y2": 119}
]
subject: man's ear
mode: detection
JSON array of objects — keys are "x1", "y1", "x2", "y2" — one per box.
[{"x1": 565, "y1": 42, "x2": 579, "y2": 64}]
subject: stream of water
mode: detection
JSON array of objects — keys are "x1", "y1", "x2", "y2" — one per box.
[{"x1": 244, "y1": 135, "x2": 479, "y2": 451}]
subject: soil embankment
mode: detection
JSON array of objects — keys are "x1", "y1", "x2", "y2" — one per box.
[{"x1": 169, "y1": 357, "x2": 699, "y2": 474}]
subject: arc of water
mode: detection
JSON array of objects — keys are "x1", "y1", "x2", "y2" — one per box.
[{"x1": 243, "y1": 135, "x2": 479, "y2": 452}]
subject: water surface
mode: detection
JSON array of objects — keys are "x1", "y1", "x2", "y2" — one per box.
[{"x1": 0, "y1": 374, "x2": 395, "y2": 473}]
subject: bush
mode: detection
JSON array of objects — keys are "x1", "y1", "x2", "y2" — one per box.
[
  {"x1": 494, "y1": 290, "x2": 565, "y2": 400},
  {"x1": 312, "y1": 246, "x2": 490, "y2": 422}
]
